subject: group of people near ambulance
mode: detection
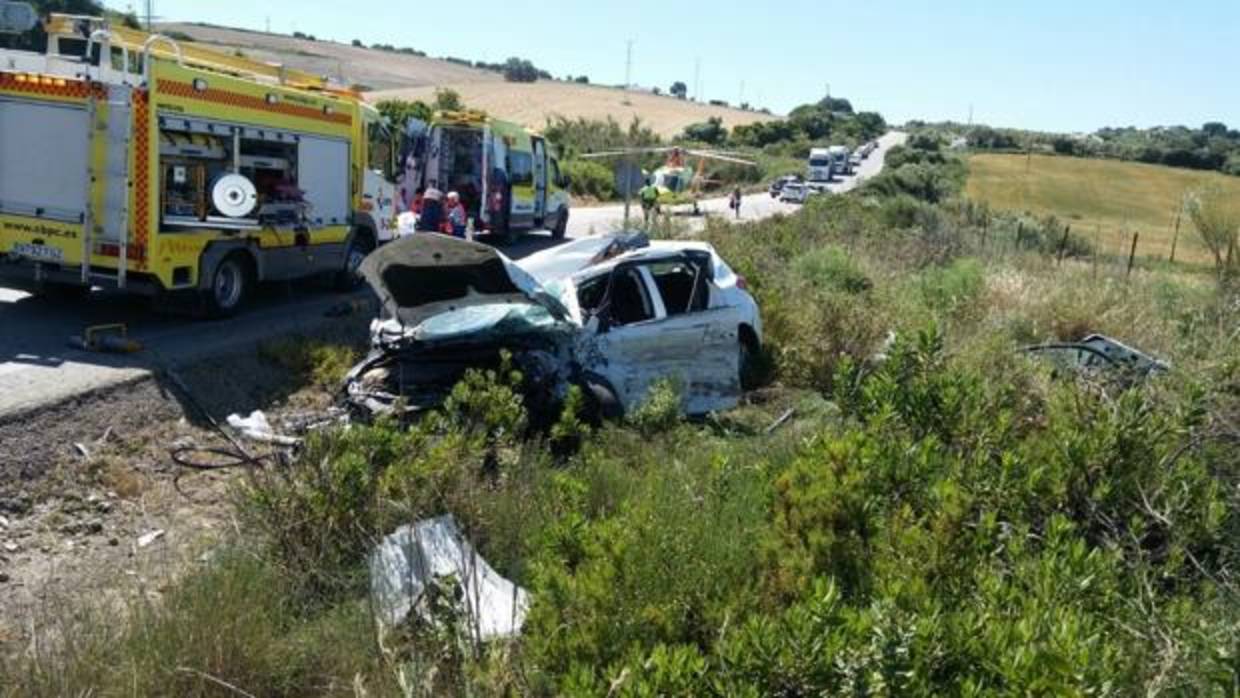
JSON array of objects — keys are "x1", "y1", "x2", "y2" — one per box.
[{"x1": 408, "y1": 187, "x2": 469, "y2": 237}]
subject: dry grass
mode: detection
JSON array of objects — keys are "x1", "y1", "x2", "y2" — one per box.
[
  {"x1": 966, "y1": 153, "x2": 1240, "y2": 265},
  {"x1": 157, "y1": 22, "x2": 503, "y2": 90},
  {"x1": 157, "y1": 23, "x2": 774, "y2": 138},
  {"x1": 370, "y1": 82, "x2": 776, "y2": 138}
]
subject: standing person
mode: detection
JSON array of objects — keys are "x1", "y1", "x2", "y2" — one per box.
[
  {"x1": 417, "y1": 188, "x2": 443, "y2": 233},
  {"x1": 445, "y1": 191, "x2": 467, "y2": 238},
  {"x1": 730, "y1": 186, "x2": 743, "y2": 219},
  {"x1": 487, "y1": 165, "x2": 510, "y2": 237},
  {"x1": 639, "y1": 178, "x2": 660, "y2": 226}
]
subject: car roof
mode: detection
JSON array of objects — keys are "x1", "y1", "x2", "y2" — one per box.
[{"x1": 567, "y1": 240, "x2": 718, "y2": 280}]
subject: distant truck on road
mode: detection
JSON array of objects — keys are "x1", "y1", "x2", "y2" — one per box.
[
  {"x1": 807, "y1": 148, "x2": 833, "y2": 183},
  {"x1": 828, "y1": 145, "x2": 853, "y2": 176}
]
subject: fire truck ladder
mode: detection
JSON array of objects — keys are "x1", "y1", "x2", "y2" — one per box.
[{"x1": 82, "y1": 83, "x2": 133, "y2": 288}]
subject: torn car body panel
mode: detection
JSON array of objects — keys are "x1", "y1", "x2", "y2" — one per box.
[
  {"x1": 359, "y1": 234, "x2": 568, "y2": 329},
  {"x1": 1023, "y1": 333, "x2": 1169, "y2": 386},
  {"x1": 345, "y1": 234, "x2": 761, "y2": 418}
]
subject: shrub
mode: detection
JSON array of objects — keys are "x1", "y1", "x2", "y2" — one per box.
[
  {"x1": 792, "y1": 245, "x2": 872, "y2": 293},
  {"x1": 434, "y1": 87, "x2": 464, "y2": 112},
  {"x1": 680, "y1": 117, "x2": 726, "y2": 145},
  {"x1": 561, "y1": 159, "x2": 615, "y2": 199}
]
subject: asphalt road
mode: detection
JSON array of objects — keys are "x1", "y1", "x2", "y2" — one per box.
[{"x1": 0, "y1": 131, "x2": 905, "y2": 419}]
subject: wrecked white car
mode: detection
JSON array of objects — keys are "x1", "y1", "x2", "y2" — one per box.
[{"x1": 345, "y1": 232, "x2": 762, "y2": 419}]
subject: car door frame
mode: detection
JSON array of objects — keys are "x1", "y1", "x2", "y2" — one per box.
[{"x1": 580, "y1": 253, "x2": 741, "y2": 414}]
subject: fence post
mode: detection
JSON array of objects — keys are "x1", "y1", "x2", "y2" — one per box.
[
  {"x1": 1092, "y1": 225, "x2": 1101, "y2": 281},
  {"x1": 1168, "y1": 210, "x2": 1182, "y2": 264},
  {"x1": 1015, "y1": 221, "x2": 1024, "y2": 252},
  {"x1": 1126, "y1": 231, "x2": 1139, "y2": 280},
  {"x1": 1057, "y1": 224, "x2": 1071, "y2": 266}
]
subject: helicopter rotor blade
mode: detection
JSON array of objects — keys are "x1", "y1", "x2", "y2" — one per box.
[
  {"x1": 683, "y1": 150, "x2": 758, "y2": 166},
  {"x1": 579, "y1": 147, "x2": 674, "y2": 159}
]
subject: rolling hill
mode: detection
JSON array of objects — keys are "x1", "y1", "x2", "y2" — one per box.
[
  {"x1": 155, "y1": 23, "x2": 777, "y2": 138},
  {"x1": 966, "y1": 153, "x2": 1240, "y2": 265}
]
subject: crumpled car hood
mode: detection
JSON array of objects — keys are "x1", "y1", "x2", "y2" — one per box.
[{"x1": 359, "y1": 234, "x2": 569, "y2": 330}]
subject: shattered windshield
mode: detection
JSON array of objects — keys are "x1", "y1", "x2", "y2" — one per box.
[{"x1": 411, "y1": 303, "x2": 564, "y2": 342}]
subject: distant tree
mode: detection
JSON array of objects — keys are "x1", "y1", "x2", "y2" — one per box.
[
  {"x1": 709, "y1": 99, "x2": 729, "y2": 108},
  {"x1": 852, "y1": 111, "x2": 887, "y2": 139},
  {"x1": 351, "y1": 39, "x2": 363, "y2": 47},
  {"x1": 375, "y1": 99, "x2": 433, "y2": 130},
  {"x1": 652, "y1": 86, "x2": 661, "y2": 96},
  {"x1": 818, "y1": 96, "x2": 854, "y2": 114},
  {"x1": 1203, "y1": 122, "x2": 1229, "y2": 138},
  {"x1": 1051, "y1": 137, "x2": 1078, "y2": 155},
  {"x1": 574, "y1": 75, "x2": 590, "y2": 84},
  {"x1": 502, "y1": 57, "x2": 540, "y2": 83},
  {"x1": 681, "y1": 117, "x2": 726, "y2": 145},
  {"x1": 434, "y1": 88, "x2": 464, "y2": 112},
  {"x1": 670, "y1": 81, "x2": 688, "y2": 100}
]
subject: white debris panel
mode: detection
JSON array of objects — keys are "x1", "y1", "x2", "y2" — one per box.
[{"x1": 369, "y1": 515, "x2": 529, "y2": 640}]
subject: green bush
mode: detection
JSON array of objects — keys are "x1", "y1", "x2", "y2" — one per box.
[
  {"x1": 9, "y1": 180, "x2": 1240, "y2": 697},
  {"x1": 916, "y1": 258, "x2": 986, "y2": 316},
  {"x1": 561, "y1": 158, "x2": 615, "y2": 199},
  {"x1": 792, "y1": 245, "x2": 872, "y2": 293}
]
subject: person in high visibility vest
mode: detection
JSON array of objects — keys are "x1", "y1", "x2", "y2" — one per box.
[{"x1": 639, "y1": 179, "x2": 660, "y2": 226}]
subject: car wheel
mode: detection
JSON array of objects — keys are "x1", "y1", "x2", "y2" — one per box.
[
  {"x1": 551, "y1": 210, "x2": 568, "y2": 239},
  {"x1": 335, "y1": 230, "x2": 375, "y2": 291},
  {"x1": 583, "y1": 377, "x2": 623, "y2": 423},
  {"x1": 36, "y1": 281, "x2": 90, "y2": 300},
  {"x1": 204, "y1": 254, "x2": 250, "y2": 318},
  {"x1": 739, "y1": 332, "x2": 761, "y2": 391}
]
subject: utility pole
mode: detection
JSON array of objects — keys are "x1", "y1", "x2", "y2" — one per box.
[
  {"x1": 968, "y1": 104, "x2": 974, "y2": 126},
  {"x1": 624, "y1": 39, "x2": 633, "y2": 89},
  {"x1": 693, "y1": 57, "x2": 701, "y2": 101},
  {"x1": 144, "y1": 0, "x2": 152, "y2": 30},
  {"x1": 265, "y1": 16, "x2": 271, "y2": 33}
]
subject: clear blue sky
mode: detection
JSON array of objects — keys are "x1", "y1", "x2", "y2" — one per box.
[{"x1": 112, "y1": 0, "x2": 1235, "y2": 133}]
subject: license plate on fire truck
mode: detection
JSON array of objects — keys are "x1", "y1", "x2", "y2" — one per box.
[{"x1": 10, "y1": 243, "x2": 64, "y2": 263}]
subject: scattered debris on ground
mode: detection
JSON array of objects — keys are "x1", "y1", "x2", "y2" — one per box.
[
  {"x1": 0, "y1": 325, "x2": 364, "y2": 655},
  {"x1": 1023, "y1": 333, "x2": 1169, "y2": 385},
  {"x1": 370, "y1": 515, "x2": 529, "y2": 641}
]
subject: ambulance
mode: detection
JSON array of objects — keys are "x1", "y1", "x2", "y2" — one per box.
[
  {"x1": 399, "y1": 111, "x2": 571, "y2": 243},
  {"x1": 0, "y1": 14, "x2": 400, "y2": 315}
]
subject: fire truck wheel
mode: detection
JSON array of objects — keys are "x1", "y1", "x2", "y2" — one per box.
[
  {"x1": 36, "y1": 281, "x2": 90, "y2": 300},
  {"x1": 336, "y1": 231, "x2": 375, "y2": 291},
  {"x1": 205, "y1": 254, "x2": 251, "y2": 318}
]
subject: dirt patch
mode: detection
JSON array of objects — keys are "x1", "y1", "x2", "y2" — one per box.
[{"x1": 0, "y1": 325, "x2": 365, "y2": 654}]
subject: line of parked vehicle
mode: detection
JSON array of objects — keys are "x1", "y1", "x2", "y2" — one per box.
[{"x1": 768, "y1": 139, "x2": 880, "y2": 204}]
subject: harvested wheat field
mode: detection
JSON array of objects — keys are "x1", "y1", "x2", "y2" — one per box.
[
  {"x1": 967, "y1": 153, "x2": 1240, "y2": 266},
  {"x1": 370, "y1": 82, "x2": 776, "y2": 138},
  {"x1": 155, "y1": 23, "x2": 775, "y2": 138},
  {"x1": 156, "y1": 22, "x2": 503, "y2": 90}
]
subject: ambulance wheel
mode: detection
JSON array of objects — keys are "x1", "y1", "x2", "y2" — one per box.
[
  {"x1": 336, "y1": 230, "x2": 375, "y2": 291},
  {"x1": 552, "y1": 210, "x2": 568, "y2": 239},
  {"x1": 204, "y1": 253, "x2": 251, "y2": 318},
  {"x1": 494, "y1": 223, "x2": 517, "y2": 246}
]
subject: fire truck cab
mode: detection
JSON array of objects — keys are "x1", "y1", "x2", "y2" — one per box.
[{"x1": 0, "y1": 14, "x2": 400, "y2": 315}]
